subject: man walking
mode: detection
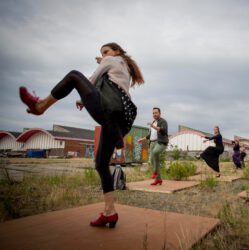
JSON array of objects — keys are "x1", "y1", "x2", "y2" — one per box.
[{"x1": 138, "y1": 107, "x2": 168, "y2": 185}]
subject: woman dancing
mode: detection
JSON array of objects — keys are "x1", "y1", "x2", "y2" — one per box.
[
  {"x1": 19, "y1": 42, "x2": 144, "y2": 228},
  {"x1": 232, "y1": 139, "x2": 241, "y2": 169},
  {"x1": 240, "y1": 144, "x2": 247, "y2": 168},
  {"x1": 197, "y1": 126, "x2": 224, "y2": 177}
]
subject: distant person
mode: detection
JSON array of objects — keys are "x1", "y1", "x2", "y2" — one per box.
[
  {"x1": 232, "y1": 139, "x2": 241, "y2": 169},
  {"x1": 19, "y1": 42, "x2": 144, "y2": 228},
  {"x1": 196, "y1": 126, "x2": 224, "y2": 177},
  {"x1": 138, "y1": 107, "x2": 168, "y2": 185},
  {"x1": 240, "y1": 145, "x2": 247, "y2": 168}
]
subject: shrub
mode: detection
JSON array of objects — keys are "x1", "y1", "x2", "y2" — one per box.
[
  {"x1": 220, "y1": 156, "x2": 231, "y2": 162},
  {"x1": 82, "y1": 168, "x2": 100, "y2": 186},
  {"x1": 200, "y1": 175, "x2": 218, "y2": 190},
  {"x1": 218, "y1": 201, "x2": 238, "y2": 229},
  {"x1": 171, "y1": 146, "x2": 182, "y2": 160},
  {"x1": 168, "y1": 161, "x2": 197, "y2": 180},
  {"x1": 242, "y1": 165, "x2": 249, "y2": 179}
]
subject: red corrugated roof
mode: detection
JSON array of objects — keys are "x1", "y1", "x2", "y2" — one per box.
[
  {"x1": 16, "y1": 128, "x2": 54, "y2": 142},
  {"x1": 0, "y1": 131, "x2": 16, "y2": 140}
]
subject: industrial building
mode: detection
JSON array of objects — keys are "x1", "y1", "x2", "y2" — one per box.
[
  {"x1": 0, "y1": 124, "x2": 94, "y2": 158},
  {"x1": 1, "y1": 124, "x2": 248, "y2": 160}
]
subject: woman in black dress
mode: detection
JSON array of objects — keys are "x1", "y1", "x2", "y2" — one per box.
[{"x1": 199, "y1": 126, "x2": 224, "y2": 177}]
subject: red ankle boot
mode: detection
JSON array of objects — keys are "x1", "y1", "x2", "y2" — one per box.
[
  {"x1": 151, "y1": 179, "x2": 162, "y2": 185},
  {"x1": 150, "y1": 172, "x2": 157, "y2": 179},
  {"x1": 90, "y1": 213, "x2": 118, "y2": 228},
  {"x1": 19, "y1": 87, "x2": 43, "y2": 115}
]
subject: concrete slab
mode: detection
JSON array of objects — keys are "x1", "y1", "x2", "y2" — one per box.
[
  {"x1": 127, "y1": 179, "x2": 199, "y2": 194},
  {"x1": 188, "y1": 174, "x2": 241, "y2": 182},
  {"x1": 0, "y1": 203, "x2": 220, "y2": 250},
  {"x1": 238, "y1": 190, "x2": 249, "y2": 199}
]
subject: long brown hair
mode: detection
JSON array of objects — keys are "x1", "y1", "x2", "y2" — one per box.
[{"x1": 101, "y1": 42, "x2": 144, "y2": 86}]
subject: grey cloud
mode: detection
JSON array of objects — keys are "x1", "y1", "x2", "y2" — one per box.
[{"x1": 0, "y1": 0, "x2": 248, "y2": 140}]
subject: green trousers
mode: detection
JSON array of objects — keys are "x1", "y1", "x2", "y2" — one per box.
[{"x1": 149, "y1": 141, "x2": 166, "y2": 180}]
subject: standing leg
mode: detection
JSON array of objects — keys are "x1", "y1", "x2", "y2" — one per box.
[
  {"x1": 152, "y1": 143, "x2": 166, "y2": 180},
  {"x1": 95, "y1": 126, "x2": 117, "y2": 214},
  {"x1": 90, "y1": 126, "x2": 120, "y2": 228},
  {"x1": 149, "y1": 142, "x2": 156, "y2": 173}
]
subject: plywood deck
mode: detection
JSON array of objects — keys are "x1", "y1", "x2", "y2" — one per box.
[
  {"x1": 188, "y1": 174, "x2": 241, "y2": 182},
  {"x1": 0, "y1": 203, "x2": 220, "y2": 250},
  {"x1": 238, "y1": 190, "x2": 248, "y2": 199},
  {"x1": 127, "y1": 179, "x2": 199, "y2": 194}
]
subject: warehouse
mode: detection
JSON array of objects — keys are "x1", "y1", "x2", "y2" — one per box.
[{"x1": 0, "y1": 124, "x2": 94, "y2": 158}]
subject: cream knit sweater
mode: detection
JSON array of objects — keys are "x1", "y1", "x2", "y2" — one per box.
[{"x1": 89, "y1": 56, "x2": 131, "y2": 97}]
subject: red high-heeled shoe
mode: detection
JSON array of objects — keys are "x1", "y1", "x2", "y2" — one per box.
[
  {"x1": 19, "y1": 87, "x2": 43, "y2": 115},
  {"x1": 151, "y1": 179, "x2": 162, "y2": 185},
  {"x1": 150, "y1": 172, "x2": 157, "y2": 179},
  {"x1": 90, "y1": 213, "x2": 118, "y2": 228}
]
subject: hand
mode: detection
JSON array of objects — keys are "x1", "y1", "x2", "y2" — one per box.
[
  {"x1": 76, "y1": 100, "x2": 84, "y2": 111},
  {"x1": 138, "y1": 138, "x2": 144, "y2": 144},
  {"x1": 95, "y1": 57, "x2": 103, "y2": 64},
  {"x1": 203, "y1": 139, "x2": 208, "y2": 143}
]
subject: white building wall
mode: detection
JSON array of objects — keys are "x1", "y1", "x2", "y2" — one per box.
[
  {"x1": 0, "y1": 136, "x2": 23, "y2": 150},
  {"x1": 169, "y1": 133, "x2": 214, "y2": 151},
  {"x1": 24, "y1": 132, "x2": 65, "y2": 149}
]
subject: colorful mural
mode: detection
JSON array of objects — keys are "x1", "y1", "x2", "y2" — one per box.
[
  {"x1": 94, "y1": 125, "x2": 149, "y2": 164},
  {"x1": 85, "y1": 144, "x2": 94, "y2": 158}
]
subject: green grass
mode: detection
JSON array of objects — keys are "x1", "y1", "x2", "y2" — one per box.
[
  {"x1": 200, "y1": 175, "x2": 219, "y2": 190},
  {"x1": 168, "y1": 161, "x2": 197, "y2": 180},
  {"x1": 242, "y1": 164, "x2": 249, "y2": 179},
  {"x1": 0, "y1": 170, "x2": 102, "y2": 221}
]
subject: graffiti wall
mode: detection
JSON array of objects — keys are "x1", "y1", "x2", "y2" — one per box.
[
  {"x1": 124, "y1": 126, "x2": 148, "y2": 163},
  {"x1": 95, "y1": 125, "x2": 149, "y2": 164},
  {"x1": 85, "y1": 144, "x2": 94, "y2": 158}
]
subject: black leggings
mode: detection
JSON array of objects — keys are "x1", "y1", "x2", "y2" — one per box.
[{"x1": 51, "y1": 70, "x2": 118, "y2": 193}]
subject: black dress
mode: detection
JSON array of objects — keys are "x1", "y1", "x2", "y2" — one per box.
[
  {"x1": 200, "y1": 134, "x2": 224, "y2": 172},
  {"x1": 96, "y1": 74, "x2": 137, "y2": 148}
]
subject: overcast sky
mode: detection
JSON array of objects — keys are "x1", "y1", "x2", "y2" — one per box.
[{"x1": 0, "y1": 0, "x2": 248, "y2": 139}]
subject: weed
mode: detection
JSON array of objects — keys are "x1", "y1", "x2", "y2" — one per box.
[
  {"x1": 168, "y1": 161, "x2": 197, "y2": 180},
  {"x1": 82, "y1": 168, "x2": 100, "y2": 186},
  {"x1": 220, "y1": 156, "x2": 231, "y2": 162},
  {"x1": 171, "y1": 146, "x2": 182, "y2": 161},
  {"x1": 0, "y1": 159, "x2": 15, "y2": 185},
  {"x1": 241, "y1": 183, "x2": 249, "y2": 191},
  {"x1": 200, "y1": 175, "x2": 218, "y2": 190},
  {"x1": 218, "y1": 201, "x2": 237, "y2": 229},
  {"x1": 126, "y1": 166, "x2": 147, "y2": 182},
  {"x1": 242, "y1": 165, "x2": 249, "y2": 179}
]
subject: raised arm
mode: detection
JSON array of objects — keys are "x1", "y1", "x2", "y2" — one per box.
[
  {"x1": 205, "y1": 134, "x2": 220, "y2": 141},
  {"x1": 89, "y1": 56, "x2": 113, "y2": 85}
]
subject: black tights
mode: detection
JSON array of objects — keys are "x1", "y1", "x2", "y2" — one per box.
[{"x1": 51, "y1": 70, "x2": 118, "y2": 193}]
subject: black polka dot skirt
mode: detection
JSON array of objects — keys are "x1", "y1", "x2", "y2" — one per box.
[{"x1": 109, "y1": 81, "x2": 137, "y2": 134}]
